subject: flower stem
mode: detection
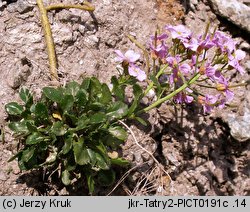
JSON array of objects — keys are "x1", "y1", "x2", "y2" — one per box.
[
  {"x1": 229, "y1": 83, "x2": 248, "y2": 88},
  {"x1": 144, "y1": 64, "x2": 168, "y2": 96},
  {"x1": 196, "y1": 83, "x2": 216, "y2": 89},
  {"x1": 139, "y1": 73, "x2": 201, "y2": 113},
  {"x1": 127, "y1": 35, "x2": 150, "y2": 74}
]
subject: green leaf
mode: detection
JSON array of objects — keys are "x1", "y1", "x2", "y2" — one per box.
[
  {"x1": 26, "y1": 122, "x2": 38, "y2": 132},
  {"x1": 80, "y1": 78, "x2": 90, "y2": 90},
  {"x1": 8, "y1": 121, "x2": 29, "y2": 135},
  {"x1": 62, "y1": 136, "x2": 73, "y2": 154},
  {"x1": 8, "y1": 151, "x2": 23, "y2": 162},
  {"x1": 111, "y1": 76, "x2": 125, "y2": 100},
  {"x1": 135, "y1": 116, "x2": 147, "y2": 126},
  {"x1": 43, "y1": 87, "x2": 63, "y2": 103},
  {"x1": 89, "y1": 112, "x2": 106, "y2": 124},
  {"x1": 45, "y1": 150, "x2": 57, "y2": 164},
  {"x1": 150, "y1": 74, "x2": 162, "y2": 97},
  {"x1": 50, "y1": 121, "x2": 66, "y2": 136},
  {"x1": 19, "y1": 87, "x2": 33, "y2": 107},
  {"x1": 63, "y1": 113, "x2": 78, "y2": 126},
  {"x1": 106, "y1": 101, "x2": 128, "y2": 119},
  {"x1": 98, "y1": 170, "x2": 115, "y2": 186},
  {"x1": 21, "y1": 147, "x2": 35, "y2": 162},
  {"x1": 64, "y1": 157, "x2": 76, "y2": 171},
  {"x1": 62, "y1": 170, "x2": 71, "y2": 186},
  {"x1": 103, "y1": 135, "x2": 123, "y2": 149},
  {"x1": 108, "y1": 126, "x2": 127, "y2": 141},
  {"x1": 75, "y1": 115, "x2": 89, "y2": 131},
  {"x1": 60, "y1": 95, "x2": 74, "y2": 112},
  {"x1": 86, "y1": 172, "x2": 95, "y2": 194},
  {"x1": 73, "y1": 138, "x2": 90, "y2": 165},
  {"x1": 34, "y1": 103, "x2": 49, "y2": 123},
  {"x1": 95, "y1": 152, "x2": 109, "y2": 170},
  {"x1": 26, "y1": 132, "x2": 45, "y2": 145},
  {"x1": 100, "y1": 84, "x2": 112, "y2": 104},
  {"x1": 5, "y1": 102, "x2": 24, "y2": 115},
  {"x1": 88, "y1": 102, "x2": 104, "y2": 111},
  {"x1": 133, "y1": 83, "x2": 143, "y2": 98},
  {"x1": 111, "y1": 158, "x2": 130, "y2": 167},
  {"x1": 87, "y1": 148, "x2": 96, "y2": 166},
  {"x1": 127, "y1": 84, "x2": 143, "y2": 116},
  {"x1": 18, "y1": 159, "x2": 27, "y2": 170},
  {"x1": 90, "y1": 77, "x2": 102, "y2": 94},
  {"x1": 76, "y1": 89, "x2": 88, "y2": 107},
  {"x1": 65, "y1": 81, "x2": 80, "y2": 97}
]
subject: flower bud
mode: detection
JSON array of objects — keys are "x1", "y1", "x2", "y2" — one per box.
[
  {"x1": 197, "y1": 95, "x2": 205, "y2": 104},
  {"x1": 216, "y1": 83, "x2": 226, "y2": 91},
  {"x1": 199, "y1": 65, "x2": 206, "y2": 75}
]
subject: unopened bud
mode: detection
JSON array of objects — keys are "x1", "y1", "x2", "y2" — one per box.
[
  {"x1": 216, "y1": 83, "x2": 226, "y2": 91},
  {"x1": 199, "y1": 65, "x2": 206, "y2": 75},
  {"x1": 197, "y1": 95, "x2": 205, "y2": 104},
  {"x1": 122, "y1": 61, "x2": 129, "y2": 67},
  {"x1": 151, "y1": 52, "x2": 158, "y2": 60}
]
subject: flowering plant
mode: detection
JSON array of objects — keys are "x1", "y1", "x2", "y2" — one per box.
[
  {"x1": 114, "y1": 24, "x2": 246, "y2": 114},
  {"x1": 5, "y1": 24, "x2": 246, "y2": 194}
]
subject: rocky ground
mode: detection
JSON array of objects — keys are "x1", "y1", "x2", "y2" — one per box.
[{"x1": 0, "y1": 0, "x2": 249, "y2": 195}]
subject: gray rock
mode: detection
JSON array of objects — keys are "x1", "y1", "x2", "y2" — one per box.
[
  {"x1": 7, "y1": 58, "x2": 32, "y2": 89},
  {"x1": 16, "y1": 0, "x2": 34, "y2": 14},
  {"x1": 208, "y1": 0, "x2": 250, "y2": 33},
  {"x1": 190, "y1": 0, "x2": 198, "y2": 11},
  {"x1": 224, "y1": 91, "x2": 250, "y2": 141},
  {"x1": 0, "y1": 1, "x2": 6, "y2": 9},
  {"x1": 245, "y1": 60, "x2": 250, "y2": 73}
]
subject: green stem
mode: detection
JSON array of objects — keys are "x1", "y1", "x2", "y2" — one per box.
[
  {"x1": 127, "y1": 35, "x2": 150, "y2": 74},
  {"x1": 139, "y1": 73, "x2": 201, "y2": 113},
  {"x1": 229, "y1": 83, "x2": 248, "y2": 88},
  {"x1": 196, "y1": 83, "x2": 216, "y2": 89},
  {"x1": 144, "y1": 64, "x2": 168, "y2": 96}
]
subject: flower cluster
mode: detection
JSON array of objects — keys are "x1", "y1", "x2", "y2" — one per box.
[{"x1": 114, "y1": 24, "x2": 246, "y2": 113}]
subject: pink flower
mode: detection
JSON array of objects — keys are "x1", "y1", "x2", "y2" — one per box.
[
  {"x1": 183, "y1": 37, "x2": 199, "y2": 52},
  {"x1": 166, "y1": 55, "x2": 181, "y2": 68},
  {"x1": 114, "y1": 50, "x2": 140, "y2": 63},
  {"x1": 216, "y1": 76, "x2": 234, "y2": 102},
  {"x1": 174, "y1": 88, "x2": 194, "y2": 104},
  {"x1": 198, "y1": 94, "x2": 219, "y2": 114},
  {"x1": 165, "y1": 25, "x2": 191, "y2": 40},
  {"x1": 179, "y1": 63, "x2": 192, "y2": 75},
  {"x1": 228, "y1": 49, "x2": 246, "y2": 75},
  {"x1": 149, "y1": 33, "x2": 168, "y2": 59},
  {"x1": 197, "y1": 35, "x2": 215, "y2": 51},
  {"x1": 128, "y1": 64, "x2": 146, "y2": 82},
  {"x1": 199, "y1": 63, "x2": 218, "y2": 80},
  {"x1": 174, "y1": 92, "x2": 194, "y2": 104},
  {"x1": 213, "y1": 31, "x2": 236, "y2": 54}
]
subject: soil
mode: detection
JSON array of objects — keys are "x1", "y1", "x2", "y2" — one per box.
[{"x1": 0, "y1": 0, "x2": 249, "y2": 196}]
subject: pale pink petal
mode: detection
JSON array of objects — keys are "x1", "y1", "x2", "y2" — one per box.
[{"x1": 124, "y1": 50, "x2": 140, "y2": 63}]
